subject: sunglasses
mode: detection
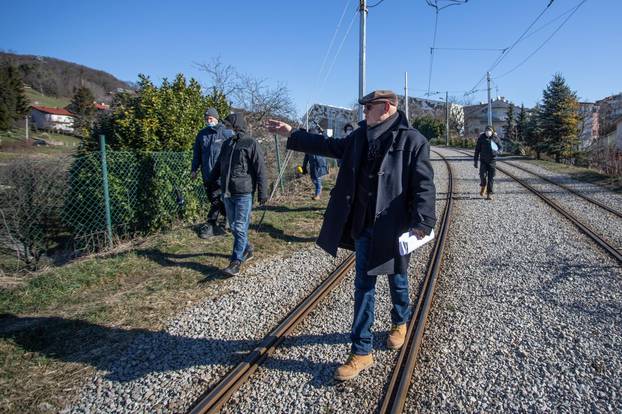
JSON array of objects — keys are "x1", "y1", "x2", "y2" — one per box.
[{"x1": 364, "y1": 101, "x2": 386, "y2": 111}]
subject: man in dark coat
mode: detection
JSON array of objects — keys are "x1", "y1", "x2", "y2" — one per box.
[
  {"x1": 267, "y1": 90, "x2": 436, "y2": 381},
  {"x1": 191, "y1": 107, "x2": 229, "y2": 237},
  {"x1": 474, "y1": 125, "x2": 502, "y2": 200},
  {"x1": 206, "y1": 113, "x2": 268, "y2": 276}
]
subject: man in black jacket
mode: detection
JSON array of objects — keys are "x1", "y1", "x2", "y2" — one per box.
[
  {"x1": 191, "y1": 107, "x2": 229, "y2": 238},
  {"x1": 474, "y1": 125, "x2": 502, "y2": 200},
  {"x1": 267, "y1": 90, "x2": 436, "y2": 381},
  {"x1": 206, "y1": 113, "x2": 268, "y2": 276}
]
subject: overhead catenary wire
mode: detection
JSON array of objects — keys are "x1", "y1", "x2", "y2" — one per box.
[
  {"x1": 425, "y1": 0, "x2": 469, "y2": 95},
  {"x1": 466, "y1": 0, "x2": 556, "y2": 95},
  {"x1": 495, "y1": 0, "x2": 587, "y2": 80}
]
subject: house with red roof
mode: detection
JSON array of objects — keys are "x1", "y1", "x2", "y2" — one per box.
[{"x1": 30, "y1": 105, "x2": 75, "y2": 133}]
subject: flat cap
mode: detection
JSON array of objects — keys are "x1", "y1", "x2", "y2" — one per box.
[{"x1": 358, "y1": 90, "x2": 398, "y2": 106}]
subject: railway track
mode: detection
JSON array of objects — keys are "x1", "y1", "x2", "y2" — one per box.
[
  {"x1": 454, "y1": 149, "x2": 622, "y2": 265},
  {"x1": 188, "y1": 150, "x2": 454, "y2": 414}
]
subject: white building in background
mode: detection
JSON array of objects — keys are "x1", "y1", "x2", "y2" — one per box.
[
  {"x1": 303, "y1": 104, "x2": 357, "y2": 138},
  {"x1": 30, "y1": 105, "x2": 75, "y2": 133},
  {"x1": 578, "y1": 102, "x2": 600, "y2": 149}
]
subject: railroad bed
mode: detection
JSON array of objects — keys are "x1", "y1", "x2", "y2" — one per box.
[{"x1": 65, "y1": 148, "x2": 622, "y2": 414}]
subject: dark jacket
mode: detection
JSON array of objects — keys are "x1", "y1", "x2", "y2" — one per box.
[
  {"x1": 206, "y1": 114, "x2": 268, "y2": 203},
  {"x1": 191, "y1": 123, "x2": 229, "y2": 182},
  {"x1": 287, "y1": 110, "x2": 436, "y2": 275},
  {"x1": 302, "y1": 153, "x2": 329, "y2": 180},
  {"x1": 474, "y1": 133, "x2": 502, "y2": 164}
]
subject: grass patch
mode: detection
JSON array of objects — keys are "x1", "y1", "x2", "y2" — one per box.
[
  {"x1": 526, "y1": 159, "x2": 622, "y2": 194},
  {"x1": 0, "y1": 128, "x2": 80, "y2": 158},
  {"x1": 25, "y1": 88, "x2": 71, "y2": 109},
  {"x1": 0, "y1": 173, "x2": 334, "y2": 412}
]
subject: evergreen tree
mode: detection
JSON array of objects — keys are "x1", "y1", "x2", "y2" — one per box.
[
  {"x1": 0, "y1": 64, "x2": 29, "y2": 131},
  {"x1": 524, "y1": 104, "x2": 544, "y2": 159},
  {"x1": 68, "y1": 86, "x2": 96, "y2": 137},
  {"x1": 412, "y1": 115, "x2": 445, "y2": 141},
  {"x1": 89, "y1": 73, "x2": 230, "y2": 151},
  {"x1": 504, "y1": 103, "x2": 516, "y2": 141},
  {"x1": 539, "y1": 73, "x2": 580, "y2": 162},
  {"x1": 516, "y1": 104, "x2": 527, "y2": 142}
]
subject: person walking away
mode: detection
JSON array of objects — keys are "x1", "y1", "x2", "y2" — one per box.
[
  {"x1": 302, "y1": 152, "x2": 329, "y2": 200},
  {"x1": 474, "y1": 125, "x2": 502, "y2": 200},
  {"x1": 266, "y1": 90, "x2": 436, "y2": 381},
  {"x1": 191, "y1": 107, "x2": 229, "y2": 238},
  {"x1": 206, "y1": 113, "x2": 268, "y2": 276}
]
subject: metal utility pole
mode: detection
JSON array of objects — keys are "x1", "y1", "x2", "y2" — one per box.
[
  {"x1": 358, "y1": 0, "x2": 367, "y2": 121},
  {"x1": 404, "y1": 72, "x2": 409, "y2": 121},
  {"x1": 445, "y1": 91, "x2": 449, "y2": 146},
  {"x1": 487, "y1": 71, "x2": 492, "y2": 127}
]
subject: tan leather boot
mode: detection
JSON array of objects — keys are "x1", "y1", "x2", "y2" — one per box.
[
  {"x1": 334, "y1": 354, "x2": 374, "y2": 381},
  {"x1": 387, "y1": 324, "x2": 407, "y2": 350},
  {"x1": 479, "y1": 186, "x2": 486, "y2": 196}
]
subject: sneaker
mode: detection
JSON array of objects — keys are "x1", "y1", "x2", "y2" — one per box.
[
  {"x1": 479, "y1": 186, "x2": 486, "y2": 197},
  {"x1": 198, "y1": 223, "x2": 214, "y2": 239},
  {"x1": 242, "y1": 247, "x2": 254, "y2": 262},
  {"x1": 311, "y1": 194, "x2": 321, "y2": 201},
  {"x1": 222, "y1": 260, "x2": 241, "y2": 277},
  {"x1": 387, "y1": 324, "x2": 407, "y2": 350},
  {"x1": 334, "y1": 354, "x2": 374, "y2": 381},
  {"x1": 486, "y1": 192, "x2": 493, "y2": 201}
]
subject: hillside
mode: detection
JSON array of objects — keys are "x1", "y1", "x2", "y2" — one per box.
[{"x1": 0, "y1": 52, "x2": 132, "y2": 100}]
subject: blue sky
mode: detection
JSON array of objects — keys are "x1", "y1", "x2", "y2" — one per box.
[{"x1": 1, "y1": 0, "x2": 620, "y2": 115}]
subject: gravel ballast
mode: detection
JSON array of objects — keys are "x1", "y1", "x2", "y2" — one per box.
[
  {"x1": 406, "y1": 148, "x2": 621, "y2": 413},
  {"x1": 64, "y1": 148, "x2": 621, "y2": 413}
]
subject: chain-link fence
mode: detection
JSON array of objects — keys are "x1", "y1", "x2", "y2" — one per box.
[{"x1": 0, "y1": 134, "x2": 307, "y2": 273}]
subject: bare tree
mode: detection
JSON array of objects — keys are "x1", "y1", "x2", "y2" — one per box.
[{"x1": 196, "y1": 58, "x2": 297, "y2": 135}]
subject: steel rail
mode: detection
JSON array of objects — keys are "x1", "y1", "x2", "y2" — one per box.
[
  {"x1": 456, "y1": 149, "x2": 622, "y2": 264},
  {"x1": 187, "y1": 253, "x2": 355, "y2": 414},
  {"x1": 379, "y1": 149, "x2": 454, "y2": 413},
  {"x1": 501, "y1": 160, "x2": 622, "y2": 219}
]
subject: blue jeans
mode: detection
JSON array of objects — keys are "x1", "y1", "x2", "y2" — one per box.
[
  {"x1": 311, "y1": 176, "x2": 323, "y2": 196},
  {"x1": 223, "y1": 193, "x2": 252, "y2": 262},
  {"x1": 351, "y1": 228, "x2": 410, "y2": 355}
]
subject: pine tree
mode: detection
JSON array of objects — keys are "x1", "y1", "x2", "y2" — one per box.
[
  {"x1": 525, "y1": 104, "x2": 544, "y2": 159},
  {"x1": 0, "y1": 64, "x2": 29, "y2": 131},
  {"x1": 539, "y1": 73, "x2": 580, "y2": 162},
  {"x1": 516, "y1": 104, "x2": 527, "y2": 142},
  {"x1": 504, "y1": 103, "x2": 516, "y2": 141},
  {"x1": 68, "y1": 86, "x2": 96, "y2": 137}
]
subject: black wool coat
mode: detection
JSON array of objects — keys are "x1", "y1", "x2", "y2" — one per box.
[{"x1": 287, "y1": 110, "x2": 436, "y2": 275}]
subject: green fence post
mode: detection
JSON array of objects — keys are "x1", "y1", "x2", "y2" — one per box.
[
  {"x1": 274, "y1": 134, "x2": 285, "y2": 193},
  {"x1": 99, "y1": 134, "x2": 114, "y2": 248}
]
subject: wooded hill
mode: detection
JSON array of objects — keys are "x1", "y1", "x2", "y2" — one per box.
[{"x1": 0, "y1": 52, "x2": 131, "y2": 100}]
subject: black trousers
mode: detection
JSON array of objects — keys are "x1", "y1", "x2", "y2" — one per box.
[
  {"x1": 479, "y1": 160, "x2": 496, "y2": 194},
  {"x1": 204, "y1": 182, "x2": 227, "y2": 224}
]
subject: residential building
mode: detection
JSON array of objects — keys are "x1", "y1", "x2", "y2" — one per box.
[
  {"x1": 578, "y1": 102, "x2": 599, "y2": 149},
  {"x1": 30, "y1": 105, "x2": 74, "y2": 133},
  {"x1": 303, "y1": 104, "x2": 357, "y2": 138},
  {"x1": 464, "y1": 97, "x2": 513, "y2": 139},
  {"x1": 596, "y1": 93, "x2": 622, "y2": 137}
]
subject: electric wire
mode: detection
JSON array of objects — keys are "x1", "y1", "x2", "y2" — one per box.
[
  {"x1": 495, "y1": 0, "x2": 587, "y2": 80},
  {"x1": 466, "y1": 0, "x2": 555, "y2": 95}
]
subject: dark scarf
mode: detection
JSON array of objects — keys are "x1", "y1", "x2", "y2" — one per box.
[{"x1": 366, "y1": 111, "x2": 399, "y2": 161}]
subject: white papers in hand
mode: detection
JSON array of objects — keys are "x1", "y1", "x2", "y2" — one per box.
[{"x1": 398, "y1": 229, "x2": 435, "y2": 256}]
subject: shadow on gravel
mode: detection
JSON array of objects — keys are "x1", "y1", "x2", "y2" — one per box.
[
  {"x1": 135, "y1": 249, "x2": 226, "y2": 281},
  {"x1": 0, "y1": 314, "x2": 351, "y2": 383},
  {"x1": 250, "y1": 222, "x2": 316, "y2": 243},
  {"x1": 261, "y1": 205, "x2": 325, "y2": 213}
]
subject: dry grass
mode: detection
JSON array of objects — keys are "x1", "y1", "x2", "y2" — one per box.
[{"x1": 0, "y1": 173, "x2": 335, "y2": 413}]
